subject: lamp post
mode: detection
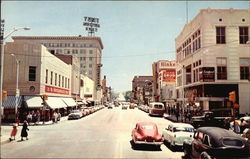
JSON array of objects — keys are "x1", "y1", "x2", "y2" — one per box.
[
  {"x1": 0, "y1": 27, "x2": 30, "y2": 127},
  {"x1": 11, "y1": 54, "x2": 20, "y2": 122}
]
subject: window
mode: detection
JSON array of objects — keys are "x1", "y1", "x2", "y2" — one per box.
[
  {"x1": 45, "y1": 69, "x2": 48, "y2": 84},
  {"x1": 239, "y1": 27, "x2": 249, "y2": 44},
  {"x1": 55, "y1": 73, "x2": 57, "y2": 86},
  {"x1": 62, "y1": 76, "x2": 64, "y2": 87},
  {"x1": 68, "y1": 79, "x2": 70, "y2": 88},
  {"x1": 89, "y1": 57, "x2": 93, "y2": 61},
  {"x1": 89, "y1": 50, "x2": 93, "y2": 54},
  {"x1": 29, "y1": 66, "x2": 36, "y2": 81},
  {"x1": 59, "y1": 75, "x2": 61, "y2": 87},
  {"x1": 89, "y1": 64, "x2": 92, "y2": 68},
  {"x1": 65, "y1": 77, "x2": 67, "y2": 88},
  {"x1": 216, "y1": 27, "x2": 226, "y2": 44},
  {"x1": 240, "y1": 58, "x2": 250, "y2": 80},
  {"x1": 217, "y1": 58, "x2": 227, "y2": 80},
  {"x1": 50, "y1": 71, "x2": 53, "y2": 85}
]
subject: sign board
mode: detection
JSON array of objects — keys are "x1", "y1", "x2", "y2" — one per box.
[
  {"x1": 199, "y1": 67, "x2": 215, "y2": 82},
  {"x1": 162, "y1": 69, "x2": 176, "y2": 84},
  {"x1": 45, "y1": 85, "x2": 69, "y2": 95},
  {"x1": 83, "y1": 17, "x2": 100, "y2": 36}
]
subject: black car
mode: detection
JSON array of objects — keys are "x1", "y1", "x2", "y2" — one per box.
[{"x1": 183, "y1": 127, "x2": 250, "y2": 159}]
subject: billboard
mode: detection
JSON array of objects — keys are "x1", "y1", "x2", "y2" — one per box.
[
  {"x1": 162, "y1": 69, "x2": 176, "y2": 84},
  {"x1": 199, "y1": 67, "x2": 215, "y2": 82}
]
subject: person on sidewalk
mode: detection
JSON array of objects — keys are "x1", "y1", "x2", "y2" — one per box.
[
  {"x1": 21, "y1": 120, "x2": 29, "y2": 141},
  {"x1": 9, "y1": 123, "x2": 18, "y2": 141}
]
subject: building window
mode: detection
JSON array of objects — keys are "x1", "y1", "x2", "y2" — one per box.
[
  {"x1": 217, "y1": 57, "x2": 227, "y2": 80},
  {"x1": 89, "y1": 71, "x2": 92, "y2": 75},
  {"x1": 45, "y1": 69, "x2": 48, "y2": 84},
  {"x1": 62, "y1": 76, "x2": 64, "y2": 87},
  {"x1": 65, "y1": 77, "x2": 67, "y2": 88},
  {"x1": 89, "y1": 57, "x2": 92, "y2": 61},
  {"x1": 50, "y1": 71, "x2": 53, "y2": 85},
  {"x1": 55, "y1": 73, "x2": 57, "y2": 86},
  {"x1": 68, "y1": 79, "x2": 70, "y2": 88},
  {"x1": 89, "y1": 64, "x2": 92, "y2": 68},
  {"x1": 216, "y1": 27, "x2": 226, "y2": 44},
  {"x1": 240, "y1": 58, "x2": 250, "y2": 80},
  {"x1": 29, "y1": 66, "x2": 36, "y2": 81},
  {"x1": 80, "y1": 49, "x2": 86, "y2": 54},
  {"x1": 89, "y1": 50, "x2": 93, "y2": 54},
  {"x1": 59, "y1": 75, "x2": 61, "y2": 87},
  {"x1": 239, "y1": 27, "x2": 249, "y2": 44}
]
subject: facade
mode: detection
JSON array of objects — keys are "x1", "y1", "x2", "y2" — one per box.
[
  {"x1": 132, "y1": 76, "x2": 153, "y2": 105},
  {"x1": 152, "y1": 60, "x2": 176, "y2": 106},
  {"x1": 3, "y1": 41, "x2": 77, "y2": 121},
  {"x1": 175, "y1": 8, "x2": 250, "y2": 116},
  {"x1": 12, "y1": 36, "x2": 104, "y2": 102},
  {"x1": 80, "y1": 74, "x2": 94, "y2": 102},
  {"x1": 55, "y1": 54, "x2": 80, "y2": 100}
]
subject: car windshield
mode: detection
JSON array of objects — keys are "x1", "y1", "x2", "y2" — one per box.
[
  {"x1": 222, "y1": 138, "x2": 244, "y2": 147},
  {"x1": 71, "y1": 110, "x2": 80, "y2": 113},
  {"x1": 173, "y1": 127, "x2": 194, "y2": 132},
  {"x1": 141, "y1": 125, "x2": 154, "y2": 130}
]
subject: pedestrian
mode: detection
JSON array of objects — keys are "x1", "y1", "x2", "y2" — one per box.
[
  {"x1": 9, "y1": 123, "x2": 18, "y2": 141},
  {"x1": 234, "y1": 120, "x2": 240, "y2": 134},
  {"x1": 26, "y1": 112, "x2": 32, "y2": 125},
  {"x1": 21, "y1": 120, "x2": 29, "y2": 141},
  {"x1": 36, "y1": 111, "x2": 41, "y2": 124}
]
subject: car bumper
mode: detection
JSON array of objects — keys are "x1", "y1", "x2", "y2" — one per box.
[{"x1": 134, "y1": 140, "x2": 163, "y2": 145}]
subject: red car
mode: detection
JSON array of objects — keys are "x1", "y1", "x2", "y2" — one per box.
[{"x1": 131, "y1": 122, "x2": 163, "y2": 147}]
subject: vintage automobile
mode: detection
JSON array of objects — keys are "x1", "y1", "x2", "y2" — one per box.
[
  {"x1": 148, "y1": 102, "x2": 165, "y2": 117},
  {"x1": 183, "y1": 127, "x2": 250, "y2": 159},
  {"x1": 131, "y1": 122, "x2": 163, "y2": 148},
  {"x1": 191, "y1": 111, "x2": 228, "y2": 129},
  {"x1": 122, "y1": 104, "x2": 128, "y2": 109},
  {"x1": 68, "y1": 110, "x2": 83, "y2": 120},
  {"x1": 230, "y1": 116, "x2": 250, "y2": 131},
  {"x1": 162, "y1": 123, "x2": 194, "y2": 148},
  {"x1": 108, "y1": 104, "x2": 113, "y2": 109}
]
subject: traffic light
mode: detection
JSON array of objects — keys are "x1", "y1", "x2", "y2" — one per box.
[{"x1": 229, "y1": 91, "x2": 236, "y2": 103}]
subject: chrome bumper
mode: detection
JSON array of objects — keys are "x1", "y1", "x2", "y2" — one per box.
[{"x1": 134, "y1": 140, "x2": 163, "y2": 145}]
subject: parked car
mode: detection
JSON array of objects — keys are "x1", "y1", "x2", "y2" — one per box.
[
  {"x1": 183, "y1": 127, "x2": 250, "y2": 159},
  {"x1": 131, "y1": 122, "x2": 163, "y2": 148},
  {"x1": 230, "y1": 116, "x2": 250, "y2": 131},
  {"x1": 162, "y1": 123, "x2": 194, "y2": 149},
  {"x1": 129, "y1": 103, "x2": 135, "y2": 109},
  {"x1": 108, "y1": 104, "x2": 113, "y2": 109},
  {"x1": 148, "y1": 102, "x2": 165, "y2": 117},
  {"x1": 68, "y1": 110, "x2": 83, "y2": 120},
  {"x1": 122, "y1": 104, "x2": 128, "y2": 109}
]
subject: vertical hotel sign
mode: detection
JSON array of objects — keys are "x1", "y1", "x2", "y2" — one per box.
[
  {"x1": 45, "y1": 85, "x2": 69, "y2": 95},
  {"x1": 162, "y1": 69, "x2": 176, "y2": 84}
]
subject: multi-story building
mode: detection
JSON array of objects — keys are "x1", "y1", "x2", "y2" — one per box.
[
  {"x1": 12, "y1": 36, "x2": 104, "y2": 102},
  {"x1": 152, "y1": 60, "x2": 176, "y2": 105},
  {"x1": 3, "y1": 41, "x2": 77, "y2": 121},
  {"x1": 175, "y1": 8, "x2": 250, "y2": 116},
  {"x1": 132, "y1": 76, "x2": 153, "y2": 105},
  {"x1": 80, "y1": 74, "x2": 94, "y2": 102}
]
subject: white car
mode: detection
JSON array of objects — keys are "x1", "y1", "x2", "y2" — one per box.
[
  {"x1": 68, "y1": 110, "x2": 83, "y2": 120},
  {"x1": 162, "y1": 123, "x2": 194, "y2": 148}
]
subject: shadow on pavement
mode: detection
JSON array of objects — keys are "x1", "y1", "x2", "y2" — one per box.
[
  {"x1": 130, "y1": 140, "x2": 162, "y2": 151},
  {"x1": 163, "y1": 141, "x2": 183, "y2": 152}
]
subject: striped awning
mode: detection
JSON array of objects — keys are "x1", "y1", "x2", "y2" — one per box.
[
  {"x1": 24, "y1": 96, "x2": 43, "y2": 108},
  {"x1": 61, "y1": 97, "x2": 77, "y2": 107},
  {"x1": 2, "y1": 95, "x2": 22, "y2": 109},
  {"x1": 45, "y1": 96, "x2": 68, "y2": 109}
]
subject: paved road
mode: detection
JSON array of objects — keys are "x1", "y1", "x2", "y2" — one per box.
[{"x1": 1, "y1": 107, "x2": 183, "y2": 158}]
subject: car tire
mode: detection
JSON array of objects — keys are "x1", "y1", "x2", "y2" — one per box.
[{"x1": 200, "y1": 151, "x2": 212, "y2": 159}]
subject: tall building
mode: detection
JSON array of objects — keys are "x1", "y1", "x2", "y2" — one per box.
[
  {"x1": 132, "y1": 76, "x2": 153, "y2": 104},
  {"x1": 12, "y1": 36, "x2": 104, "y2": 102},
  {"x1": 175, "y1": 8, "x2": 250, "y2": 115},
  {"x1": 152, "y1": 60, "x2": 176, "y2": 104}
]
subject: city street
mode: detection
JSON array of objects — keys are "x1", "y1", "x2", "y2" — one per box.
[{"x1": 1, "y1": 107, "x2": 183, "y2": 158}]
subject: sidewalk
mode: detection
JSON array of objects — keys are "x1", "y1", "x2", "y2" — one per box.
[
  {"x1": 1, "y1": 116, "x2": 68, "y2": 145},
  {"x1": 164, "y1": 113, "x2": 192, "y2": 124}
]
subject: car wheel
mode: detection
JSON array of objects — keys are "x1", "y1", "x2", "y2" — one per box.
[{"x1": 200, "y1": 151, "x2": 212, "y2": 159}]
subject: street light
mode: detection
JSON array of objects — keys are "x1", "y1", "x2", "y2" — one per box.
[
  {"x1": 0, "y1": 27, "x2": 31, "y2": 126},
  {"x1": 11, "y1": 54, "x2": 20, "y2": 122}
]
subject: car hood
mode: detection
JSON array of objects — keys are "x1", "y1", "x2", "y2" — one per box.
[{"x1": 175, "y1": 131, "x2": 193, "y2": 137}]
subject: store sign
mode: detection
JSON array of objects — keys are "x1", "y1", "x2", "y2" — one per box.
[
  {"x1": 162, "y1": 69, "x2": 176, "y2": 84},
  {"x1": 45, "y1": 85, "x2": 69, "y2": 95},
  {"x1": 199, "y1": 67, "x2": 215, "y2": 82}
]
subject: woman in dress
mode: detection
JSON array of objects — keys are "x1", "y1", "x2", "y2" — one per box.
[
  {"x1": 9, "y1": 123, "x2": 18, "y2": 141},
  {"x1": 21, "y1": 120, "x2": 29, "y2": 141}
]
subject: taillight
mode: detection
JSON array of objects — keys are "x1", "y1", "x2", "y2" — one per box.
[{"x1": 174, "y1": 134, "x2": 176, "y2": 138}]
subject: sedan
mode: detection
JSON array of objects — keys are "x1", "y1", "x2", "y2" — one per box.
[
  {"x1": 131, "y1": 122, "x2": 163, "y2": 148},
  {"x1": 162, "y1": 123, "x2": 194, "y2": 149},
  {"x1": 68, "y1": 110, "x2": 83, "y2": 120}
]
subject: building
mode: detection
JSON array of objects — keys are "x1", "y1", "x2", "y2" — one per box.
[
  {"x1": 175, "y1": 8, "x2": 250, "y2": 116},
  {"x1": 3, "y1": 41, "x2": 77, "y2": 121},
  {"x1": 152, "y1": 60, "x2": 176, "y2": 105},
  {"x1": 12, "y1": 36, "x2": 104, "y2": 102},
  {"x1": 132, "y1": 76, "x2": 153, "y2": 105},
  {"x1": 80, "y1": 74, "x2": 94, "y2": 104},
  {"x1": 55, "y1": 54, "x2": 80, "y2": 100}
]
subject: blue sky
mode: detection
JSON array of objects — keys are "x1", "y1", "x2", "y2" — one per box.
[{"x1": 1, "y1": 1, "x2": 249, "y2": 92}]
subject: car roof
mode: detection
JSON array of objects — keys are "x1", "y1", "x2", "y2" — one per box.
[
  {"x1": 170, "y1": 123, "x2": 194, "y2": 128},
  {"x1": 137, "y1": 122, "x2": 156, "y2": 126},
  {"x1": 197, "y1": 127, "x2": 244, "y2": 141},
  {"x1": 150, "y1": 102, "x2": 164, "y2": 105}
]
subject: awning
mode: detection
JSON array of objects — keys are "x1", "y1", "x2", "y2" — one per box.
[
  {"x1": 24, "y1": 96, "x2": 43, "y2": 108},
  {"x1": 77, "y1": 101, "x2": 84, "y2": 105},
  {"x1": 2, "y1": 95, "x2": 22, "y2": 109},
  {"x1": 82, "y1": 100, "x2": 87, "y2": 105},
  {"x1": 45, "y1": 96, "x2": 68, "y2": 109},
  {"x1": 61, "y1": 97, "x2": 77, "y2": 107}
]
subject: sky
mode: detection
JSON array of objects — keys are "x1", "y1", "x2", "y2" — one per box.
[{"x1": 1, "y1": 1, "x2": 249, "y2": 93}]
